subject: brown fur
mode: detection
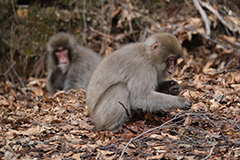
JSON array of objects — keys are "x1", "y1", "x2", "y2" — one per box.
[{"x1": 87, "y1": 33, "x2": 191, "y2": 132}]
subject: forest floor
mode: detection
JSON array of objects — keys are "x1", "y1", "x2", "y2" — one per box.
[
  {"x1": 1, "y1": 65, "x2": 240, "y2": 159},
  {"x1": 1, "y1": 0, "x2": 240, "y2": 159}
]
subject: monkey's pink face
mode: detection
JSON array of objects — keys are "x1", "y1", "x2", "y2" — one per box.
[
  {"x1": 55, "y1": 47, "x2": 69, "y2": 64},
  {"x1": 165, "y1": 56, "x2": 177, "y2": 76}
]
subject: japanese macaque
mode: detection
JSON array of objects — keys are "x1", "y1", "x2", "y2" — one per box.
[
  {"x1": 87, "y1": 33, "x2": 192, "y2": 132},
  {"x1": 46, "y1": 32, "x2": 102, "y2": 94}
]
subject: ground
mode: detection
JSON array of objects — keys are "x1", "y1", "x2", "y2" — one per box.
[{"x1": 0, "y1": 0, "x2": 240, "y2": 159}]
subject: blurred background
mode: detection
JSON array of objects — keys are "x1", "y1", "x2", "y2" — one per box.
[{"x1": 0, "y1": 0, "x2": 239, "y2": 84}]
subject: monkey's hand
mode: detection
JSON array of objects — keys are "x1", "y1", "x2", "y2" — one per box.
[
  {"x1": 178, "y1": 97, "x2": 192, "y2": 110},
  {"x1": 168, "y1": 81, "x2": 181, "y2": 95},
  {"x1": 157, "y1": 80, "x2": 181, "y2": 95},
  {"x1": 51, "y1": 67, "x2": 64, "y2": 80}
]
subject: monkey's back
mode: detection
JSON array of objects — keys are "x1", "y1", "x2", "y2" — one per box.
[
  {"x1": 87, "y1": 43, "x2": 157, "y2": 112},
  {"x1": 46, "y1": 33, "x2": 102, "y2": 93},
  {"x1": 63, "y1": 45, "x2": 102, "y2": 90}
]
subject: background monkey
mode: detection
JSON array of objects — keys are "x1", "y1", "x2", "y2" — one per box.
[
  {"x1": 87, "y1": 33, "x2": 191, "y2": 132},
  {"x1": 46, "y1": 32, "x2": 102, "y2": 94}
]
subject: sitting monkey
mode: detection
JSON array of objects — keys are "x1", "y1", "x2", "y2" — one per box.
[
  {"x1": 87, "y1": 33, "x2": 192, "y2": 132},
  {"x1": 46, "y1": 32, "x2": 102, "y2": 93}
]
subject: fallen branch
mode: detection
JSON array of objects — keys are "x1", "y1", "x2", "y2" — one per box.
[
  {"x1": 4, "y1": 61, "x2": 25, "y2": 88},
  {"x1": 11, "y1": 0, "x2": 19, "y2": 24},
  {"x1": 201, "y1": 138, "x2": 216, "y2": 160},
  {"x1": 4, "y1": 61, "x2": 16, "y2": 76},
  {"x1": 199, "y1": 1, "x2": 239, "y2": 33},
  {"x1": 118, "y1": 111, "x2": 188, "y2": 159},
  {"x1": 193, "y1": 0, "x2": 211, "y2": 35},
  {"x1": 82, "y1": 0, "x2": 87, "y2": 44},
  {"x1": 118, "y1": 110, "x2": 240, "y2": 159},
  {"x1": 119, "y1": 101, "x2": 130, "y2": 118}
]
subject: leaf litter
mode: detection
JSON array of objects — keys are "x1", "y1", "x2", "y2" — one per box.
[
  {"x1": 1, "y1": 0, "x2": 240, "y2": 159},
  {"x1": 0, "y1": 67, "x2": 240, "y2": 159}
]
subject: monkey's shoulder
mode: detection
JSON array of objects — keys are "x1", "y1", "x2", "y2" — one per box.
[
  {"x1": 72, "y1": 46, "x2": 102, "y2": 62},
  {"x1": 75, "y1": 46, "x2": 97, "y2": 56},
  {"x1": 106, "y1": 43, "x2": 146, "y2": 60}
]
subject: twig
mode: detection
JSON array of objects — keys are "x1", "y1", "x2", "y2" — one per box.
[
  {"x1": 11, "y1": 0, "x2": 19, "y2": 24},
  {"x1": 99, "y1": 0, "x2": 113, "y2": 55},
  {"x1": 74, "y1": 0, "x2": 80, "y2": 19},
  {"x1": 141, "y1": 27, "x2": 149, "y2": 42},
  {"x1": 193, "y1": 0, "x2": 211, "y2": 35},
  {"x1": 31, "y1": 120, "x2": 50, "y2": 129},
  {"x1": 64, "y1": 111, "x2": 73, "y2": 124},
  {"x1": 201, "y1": 138, "x2": 216, "y2": 160},
  {"x1": 11, "y1": 64, "x2": 25, "y2": 88},
  {"x1": 177, "y1": 25, "x2": 236, "y2": 51},
  {"x1": 199, "y1": 1, "x2": 239, "y2": 33},
  {"x1": 118, "y1": 112, "x2": 188, "y2": 159},
  {"x1": 82, "y1": 0, "x2": 87, "y2": 44},
  {"x1": 4, "y1": 61, "x2": 25, "y2": 88},
  {"x1": 126, "y1": 1, "x2": 133, "y2": 33},
  {"x1": 119, "y1": 101, "x2": 130, "y2": 118},
  {"x1": 89, "y1": 26, "x2": 109, "y2": 37},
  {"x1": 134, "y1": 111, "x2": 187, "y2": 143},
  {"x1": 4, "y1": 61, "x2": 16, "y2": 76},
  {"x1": 161, "y1": 24, "x2": 221, "y2": 48}
]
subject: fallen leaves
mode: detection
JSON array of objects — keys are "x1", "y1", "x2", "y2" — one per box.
[
  {"x1": 1, "y1": 0, "x2": 240, "y2": 159},
  {"x1": 0, "y1": 67, "x2": 240, "y2": 159}
]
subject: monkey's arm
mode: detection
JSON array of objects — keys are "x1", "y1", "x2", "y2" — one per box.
[
  {"x1": 131, "y1": 91, "x2": 191, "y2": 112},
  {"x1": 63, "y1": 62, "x2": 89, "y2": 90},
  {"x1": 129, "y1": 71, "x2": 191, "y2": 111},
  {"x1": 156, "y1": 80, "x2": 181, "y2": 95}
]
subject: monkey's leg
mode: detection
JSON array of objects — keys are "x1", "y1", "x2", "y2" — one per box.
[{"x1": 91, "y1": 83, "x2": 130, "y2": 132}]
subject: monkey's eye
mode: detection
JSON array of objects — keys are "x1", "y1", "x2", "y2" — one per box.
[
  {"x1": 168, "y1": 57, "x2": 176, "y2": 62},
  {"x1": 62, "y1": 48, "x2": 68, "y2": 51},
  {"x1": 55, "y1": 48, "x2": 68, "y2": 53}
]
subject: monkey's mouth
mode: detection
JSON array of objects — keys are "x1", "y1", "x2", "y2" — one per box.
[{"x1": 166, "y1": 70, "x2": 173, "y2": 75}]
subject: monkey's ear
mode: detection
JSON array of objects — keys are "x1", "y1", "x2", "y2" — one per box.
[{"x1": 151, "y1": 41, "x2": 160, "y2": 50}]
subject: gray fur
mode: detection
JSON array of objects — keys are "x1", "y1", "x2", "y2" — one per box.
[
  {"x1": 87, "y1": 33, "x2": 191, "y2": 132},
  {"x1": 46, "y1": 32, "x2": 102, "y2": 93}
]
